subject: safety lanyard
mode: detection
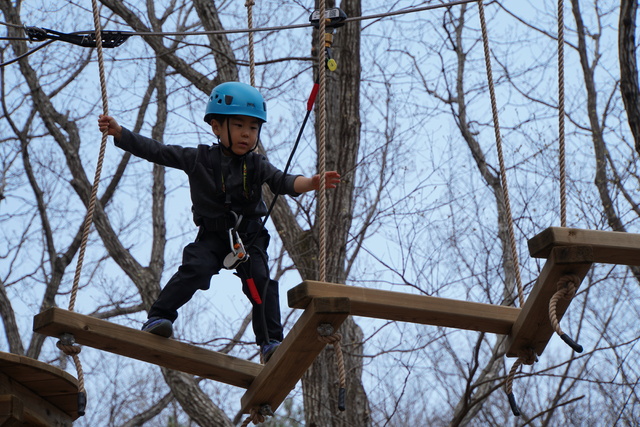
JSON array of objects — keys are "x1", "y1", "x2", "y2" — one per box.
[{"x1": 220, "y1": 153, "x2": 250, "y2": 207}]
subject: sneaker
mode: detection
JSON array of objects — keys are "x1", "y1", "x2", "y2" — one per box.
[
  {"x1": 142, "y1": 317, "x2": 173, "y2": 338},
  {"x1": 260, "y1": 340, "x2": 281, "y2": 364}
]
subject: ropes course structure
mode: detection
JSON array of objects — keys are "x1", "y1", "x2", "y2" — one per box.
[{"x1": 1, "y1": 0, "x2": 639, "y2": 424}]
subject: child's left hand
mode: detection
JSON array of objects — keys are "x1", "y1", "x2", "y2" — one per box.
[{"x1": 312, "y1": 171, "x2": 341, "y2": 190}]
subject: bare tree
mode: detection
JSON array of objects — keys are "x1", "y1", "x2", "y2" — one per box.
[{"x1": 2, "y1": 1, "x2": 640, "y2": 426}]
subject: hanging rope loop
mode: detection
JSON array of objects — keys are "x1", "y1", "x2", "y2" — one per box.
[
  {"x1": 505, "y1": 347, "x2": 536, "y2": 417},
  {"x1": 549, "y1": 274, "x2": 583, "y2": 352},
  {"x1": 318, "y1": 324, "x2": 347, "y2": 411},
  {"x1": 56, "y1": 333, "x2": 87, "y2": 415}
]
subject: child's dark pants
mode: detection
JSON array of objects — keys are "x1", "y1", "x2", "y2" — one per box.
[{"x1": 147, "y1": 220, "x2": 283, "y2": 346}]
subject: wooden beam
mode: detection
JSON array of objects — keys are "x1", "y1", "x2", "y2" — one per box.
[
  {"x1": 288, "y1": 281, "x2": 520, "y2": 335},
  {"x1": 33, "y1": 308, "x2": 261, "y2": 389},
  {"x1": 528, "y1": 227, "x2": 640, "y2": 266},
  {"x1": 240, "y1": 297, "x2": 350, "y2": 415},
  {"x1": 506, "y1": 246, "x2": 593, "y2": 358}
]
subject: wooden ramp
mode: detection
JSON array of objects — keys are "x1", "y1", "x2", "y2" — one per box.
[
  {"x1": 240, "y1": 297, "x2": 350, "y2": 415},
  {"x1": 33, "y1": 308, "x2": 262, "y2": 389},
  {"x1": 0, "y1": 351, "x2": 79, "y2": 426}
]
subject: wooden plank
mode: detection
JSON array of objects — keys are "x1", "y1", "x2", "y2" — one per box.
[
  {"x1": 529, "y1": 227, "x2": 640, "y2": 266},
  {"x1": 0, "y1": 352, "x2": 78, "y2": 420},
  {"x1": 33, "y1": 308, "x2": 262, "y2": 389},
  {"x1": 288, "y1": 281, "x2": 520, "y2": 335},
  {"x1": 506, "y1": 246, "x2": 593, "y2": 358},
  {"x1": 240, "y1": 297, "x2": 350, "y2": 415}
]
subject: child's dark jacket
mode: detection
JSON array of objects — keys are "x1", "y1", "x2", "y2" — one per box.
[{"x1": 115, "y1": 128, "x2": 300, "y2": 226}]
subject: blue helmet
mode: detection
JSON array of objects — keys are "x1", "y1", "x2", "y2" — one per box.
[{"x1": 204, "y1": 82, "x2": 267, "y2": 123}]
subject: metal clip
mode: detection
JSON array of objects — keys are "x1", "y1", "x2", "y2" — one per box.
[{"x1": 223, "y1": 213, "x2": 249, "y2": 269}]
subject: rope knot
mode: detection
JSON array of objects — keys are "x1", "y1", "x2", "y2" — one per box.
[
  {"x1": 57, "y1": 333, "x2": 82, "y2": 356},
  {"x1": 240, "y1": 408, "x2": 265, "y2": 427},
  {"x1": 245, "y1": 0, "x2": 255, "y2": 6},
  {"x1": 57, "y1": 341, "x2": 82, "y2": 356},
  {"x1": 516, "y1": 348, "x2": 537, "y2": 366},
  {"x1": 318, "y1": 332, "x2": 343, "y2": 346},
  {"x1": 556, "y1": 274, "x2": 580, "y2": 300}
]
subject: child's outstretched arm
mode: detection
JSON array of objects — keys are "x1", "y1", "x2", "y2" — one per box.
[
  {"x1": 294, "y1": 171, "x2": 341, "y2": 194},
  {"x1": 98, "y1": 114, "x2": 123, "y2": 140}
]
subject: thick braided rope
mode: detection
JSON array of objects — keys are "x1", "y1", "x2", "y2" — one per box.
[
  {"x1": 62, "y1": 0, "x2": 111, "y2": 402},
  {"x1": 505, "y1": 348, "x2": 536, "y2": 396},
  {"x1": 317, "y1": 1, "x2": 328, "y2": 282},
  {"x1": 245, "y1": 0, "x2": 256, "y2": 87},
  {"x1": 240, "y1": 408, "x2": 266, "y2": 427},
  {"x1": 318, "y1": 332, "x2": 346, "y2": 391},
  {"x1": 505, "y1": 357, "x2": 522, "y2": 397},
  {"x1": 557, "y1": 0, "x2": 567, "y2": 227},
  {"x1": 70, "y1": 0, "x2": 110, "y2": 312},
  {"x1": 477, "y1": 1, "x2": 524, "y2": 307},
  {"x1": 56, "y1": 341, "x2": 84, "y2": 398},
  {"x1": 549, "y1": 274, "x2": 579, "y2": 336}
]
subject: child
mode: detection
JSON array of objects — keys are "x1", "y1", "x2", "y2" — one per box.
[{"x1": 98, "y1": 81, "x2": 340, "y2": 362}]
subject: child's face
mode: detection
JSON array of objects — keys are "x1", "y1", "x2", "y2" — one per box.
[{"x1": 211, "y1": 115, "x2": 261, "y2": 156}]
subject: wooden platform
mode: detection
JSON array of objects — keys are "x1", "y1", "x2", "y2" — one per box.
[
  {"x1": 506, "y1": 245, "x2": 592, "y2": 357},
  {"x1": 289, "y1": 280, "x2": 520, "y2": 335},
  {"x1": 528, "y1": 227, "x2": 640, "y2": 266},
  {"x1": 0, "y1": 351, "x2": 79, "y2": 426},
  {"x1": 240, "y1": 297, "x2": 350, "y2": 414},
  {"x1": 508, "y1": 227, "x2": 640, "y2": 357},
  {"x1": 33, "y1": 308, "x2": 262, "y2": 389}
]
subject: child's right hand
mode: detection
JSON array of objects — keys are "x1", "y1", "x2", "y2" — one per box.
[{"x1": 98, "y1": 114, "x2": 123, "y2": 139}]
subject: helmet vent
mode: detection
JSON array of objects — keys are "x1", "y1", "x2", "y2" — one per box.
[{"x1": 225, "y1": 95, "x2": 233, "y2": 105}]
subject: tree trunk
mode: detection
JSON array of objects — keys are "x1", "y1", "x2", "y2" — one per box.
[
  {"x1": 619, "y1": 0, "x2": 640, "y2": 155},
  {"x1": 299, "y1": 0, "x2": 371, "y2": 425}
]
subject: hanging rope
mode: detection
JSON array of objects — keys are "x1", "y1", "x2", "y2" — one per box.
[
  {"x1": 245, "y1": 0, "x2": 257, "y2": 87},
  {"x1": 477, "y1": 1, "x2": 524, "y2": 308},
  {"x1": 549, "y1": 274, "x2": 583, "y2": 352},
  {"x1": 59, "y1": 0, "x2": 111, "y2": 415},
  {"x1": 557, "y1": 0, "x2": 567, "y2": 227},
  {"x1": 317, "y1": 1, "x2": 328, "y2": 283},
  {"x1": 318, "y1": 325, "x2": 347, "y2": 411},
  {"x1": 505, "y1": 348, "x2": 536, "y2": 416}
]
